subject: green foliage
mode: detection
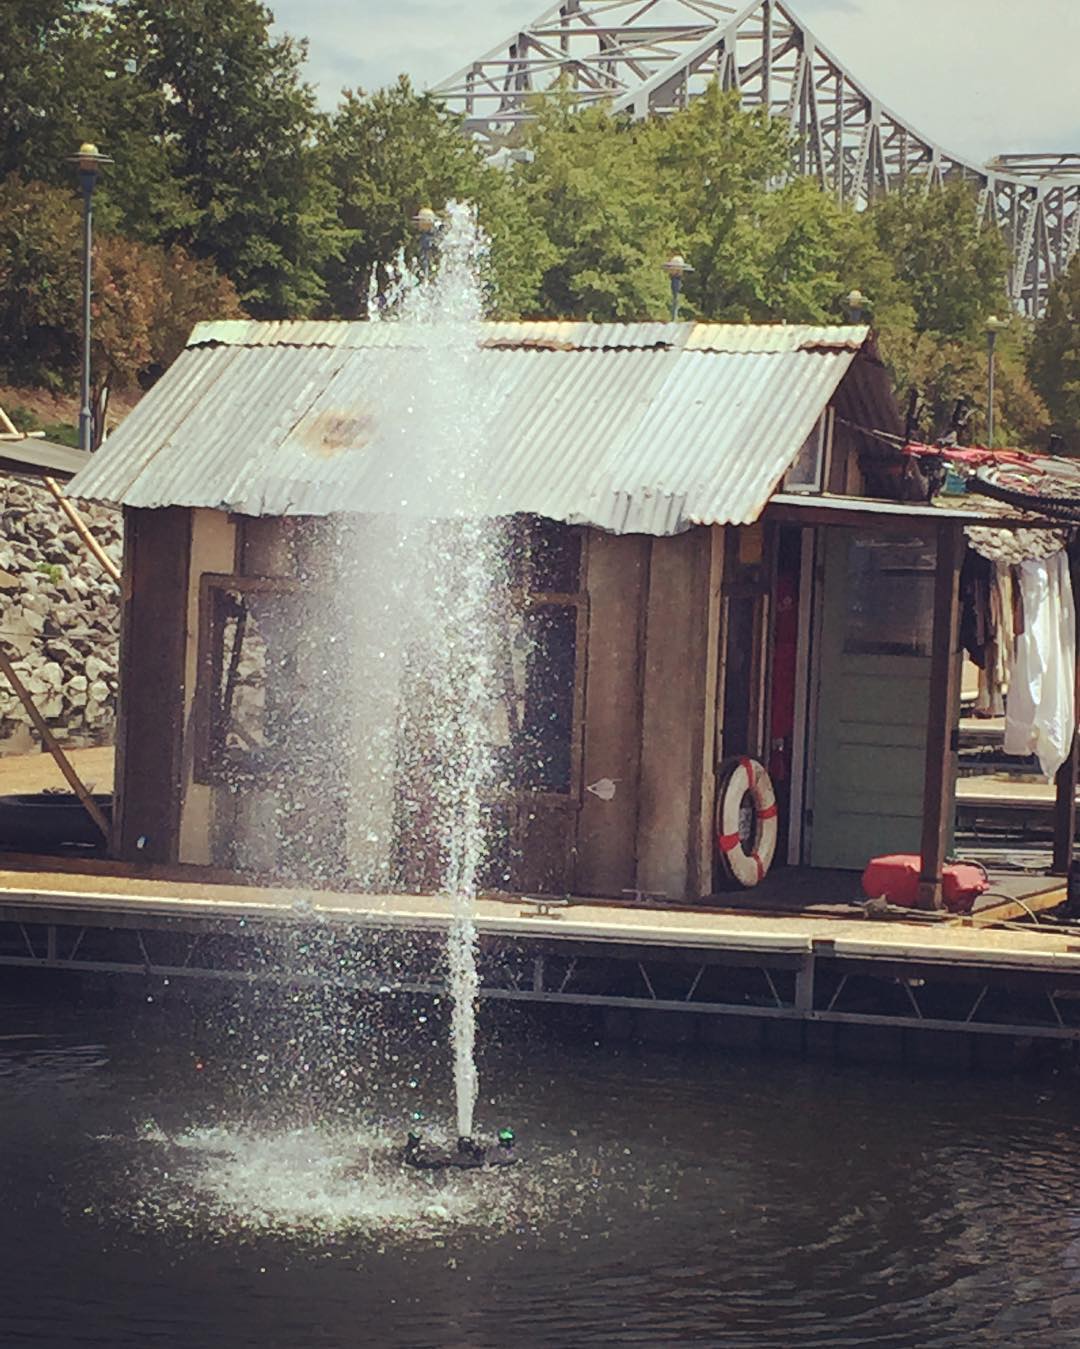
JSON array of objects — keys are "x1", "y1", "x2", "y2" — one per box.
[
  {"x1": 0, "y1": 177, "x2": 82, "y2": 385},
  {"x1": 0, "y1": 176, "x2": 243, "y2": 392},
  {"x1": 111, "y1": 0, "x2": 341, "y2": 315},
  {"x1": 0, "y1": 1, "x2": 103, "y2": 182},
  {"x1": 869, "y1": 183, "x2": 1010, "y2": 338},
  {"x1": 1030, "y1": 253, "x2": 1080, "y2": 453},
  {"x1": 508, "y1": 101, "x2": 674, "y2": 319},
  {"x1": 325, "y1": 78, "x2": 484, "y2": 315}
]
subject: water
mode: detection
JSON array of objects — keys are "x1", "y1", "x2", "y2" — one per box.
[
  {"x1": 4, "y1": 988, "x2": 1080, "y2": 1347},
  {"x1": 342, "y1": 203, "x2": 505, "y2": 1139}
]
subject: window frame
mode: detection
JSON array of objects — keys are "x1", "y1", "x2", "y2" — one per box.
[{"x1": 193, "y1": 572, "x2": 304, "y2": 788}]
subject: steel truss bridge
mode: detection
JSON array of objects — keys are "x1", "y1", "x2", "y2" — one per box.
[{"x1": 433, "y1": 0, "x2": 1080, "y2": 315}]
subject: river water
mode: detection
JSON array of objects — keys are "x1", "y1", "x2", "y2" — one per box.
[{"x1": 3, "y1": 980, "x2": 1080, "y2": 1348}]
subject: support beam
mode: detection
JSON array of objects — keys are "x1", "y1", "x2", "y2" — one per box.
[
  {"x1": 918, "y1": 522, "x2": 964, "y2": 908},
  {"x1": 1051, "y1": 546, "x2": 1080, "y2": 874},
  {"x1": 42, "y1": 477, "x2": 121, "y2": 584}
]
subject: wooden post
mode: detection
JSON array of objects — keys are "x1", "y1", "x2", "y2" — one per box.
[
  {"x1": 918, "y1": 521, "x2": 964, "y2": 909},
  {"x1": 42, "y1": 477, "x2": 121, "y2": 584},
  {"x1": 0, "y1": 646, "x2": 110, "y2": 839},
  {"x1": 1051, "y1": 546, "x2": 1080, "y2": 874}
]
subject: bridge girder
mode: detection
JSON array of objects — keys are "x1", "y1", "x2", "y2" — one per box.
[{"x1": 432, "y1": 0, "x2": 1080, "y2": 316}]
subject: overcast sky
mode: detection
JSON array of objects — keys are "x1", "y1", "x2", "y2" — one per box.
[{"x1": 269, "y1": 0, "x2": 1080, "y2": 167}]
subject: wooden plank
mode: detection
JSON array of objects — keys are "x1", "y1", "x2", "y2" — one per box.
[
  {"x1": 41, "y1": 477, "x2": 120, "y2": 582},
  {"x1": 637, "y1": 528, "x2": 720, "y2": 901},
  {"x1": 918, "y1": 521, "x2": 964, "y2": 907},
  {"x1": 178, "y1": 511, "x2": 236, "y2": 867},
  {"x1": 695, "y1": 527, "x2": 725, "y2": 899},
  {"x1": 575, "y1": 531, "x2": 649, "y2": 898},
  {"x1": 115, "y1": 507, "x2": 192, "y2": 864}
]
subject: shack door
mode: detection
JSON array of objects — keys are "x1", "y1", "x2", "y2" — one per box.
[{"x1": 808, "y1": 529, "x2": 935, "y2": 870}]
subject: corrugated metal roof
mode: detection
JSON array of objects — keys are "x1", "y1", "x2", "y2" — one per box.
[
  {"x1": 0, "y1": 437, "x2": 90, "y2": 482},
  {"x1": 69, "y1": 321, "x2": 874, "y2": 535},
  {"x1": 188, "y1": 319, "x2": 870, "y2": 354}
]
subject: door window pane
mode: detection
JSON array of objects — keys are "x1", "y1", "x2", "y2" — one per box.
[{"x1": 843, "y1": 535, "x2": 936, "y2": 657}]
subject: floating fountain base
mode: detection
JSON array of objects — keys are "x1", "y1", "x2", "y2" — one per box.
[{"x1": 403, "y1": 1131, "x2": 517, "y2": 1171}]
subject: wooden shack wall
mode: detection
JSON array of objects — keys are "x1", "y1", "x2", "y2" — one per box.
[
  {"x1": 114, "y1": 506, "x2": 193, "y2": 862},
  {"x1": 123, "y1": 508, "x2": 729, "y2": 899},
  {"x1": 176, "y1": 509, "x2": 237, "y2": 866},
  {"x1": 575, "y1": 525, "x2": 724, "y2": 903}
]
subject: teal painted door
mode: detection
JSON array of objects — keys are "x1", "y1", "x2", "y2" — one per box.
[{"x1": 809, "y1": 529, "x2": 936, "y2": 870}]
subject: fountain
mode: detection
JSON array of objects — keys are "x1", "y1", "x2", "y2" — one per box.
[{"x1": 345, "y1": 202, "x2": 509, "y2": 1150}]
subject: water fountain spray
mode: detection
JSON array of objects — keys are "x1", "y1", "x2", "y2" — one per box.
[{"x1": 363, "y1": 203, "x2": 506, "y2": 1148}]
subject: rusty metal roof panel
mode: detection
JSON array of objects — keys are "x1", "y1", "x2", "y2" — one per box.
[
  {"x1": 684, "y1": 324, "x2": 869, "y2": 353},
  {"x1": 186, "y1": 319, "x2": 867, "y2": 354},
  {"x1": 69, "y1": 325, "x2": 865, "y2": 533}
]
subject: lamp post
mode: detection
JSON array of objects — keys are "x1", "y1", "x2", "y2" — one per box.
[
  {"x1": 413, "y1": 206, "x2": 438, "y2": 277},
  {"x1": 69, "y1": 143, "x2": 112, "y2": 453},
  {"x1": 985, "y1": 315, "x2": 1007, "y2": 446},
  {"x1": 846, "y1": 288, "x2": 869, "y2": 323},
  {"x1": 663, "y1": 253, "x2": 694, "y2": 322}
]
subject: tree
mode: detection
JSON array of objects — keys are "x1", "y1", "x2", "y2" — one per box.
[
  {"x1": 92, "y1": 237, "x2": 245, "y2": 391},
  {"x1": 1030, "y1": 253, "x2": 1080, "y2": 453},
  {"x1": 0, "y1": 178, "x2": 82, "y2": 384},
  {"x1": 325, "y1": 79, "x2": 483, "y2": 315},
  {"x1": 0, "y1": 176, "x2": 242, "y2": 393},
  {"x1": 868, "y1": 183, "x2": 1010, "y2": 338},
  {"x1": 500, "y1": 101, "x2": 674, "y2": 320},
  {"x1": 0, "y1": 1, "x2": 103, "y2": 182},
  {"x1": 111, "y1": 0, "x2": 341, "y2": 315}
]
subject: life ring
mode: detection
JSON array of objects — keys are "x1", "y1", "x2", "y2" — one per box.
[{"x1": 715, "y1": 757, "x2": 777, "y2": 888}]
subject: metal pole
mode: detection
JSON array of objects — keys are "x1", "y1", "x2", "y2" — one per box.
[
  {"x1": 670, "y1": 275, "x2": 681, "y2": 322},
  {"x1": 986, "y1": 330, "x2": 997, "y2": 447},
  {"x1": 78, "y1": 172, "x2": 94, "y2": 454}
]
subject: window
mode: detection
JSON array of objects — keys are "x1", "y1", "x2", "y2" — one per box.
[
  {"x1": 195, "y1": 575, "x2": 305, "y2": 785},
  {"x1": 843, "y1": 535, "x2": 936, "y2": 657},
  {"x1": 782, "y1": 408, "x2": 834, "y2": 493}
]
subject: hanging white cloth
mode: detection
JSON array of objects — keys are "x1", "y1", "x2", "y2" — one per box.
[{"x1": 1003, "y1": 551, "x2": 1077, "y2": 780}]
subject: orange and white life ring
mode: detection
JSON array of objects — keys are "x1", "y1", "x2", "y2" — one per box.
[{"x1": 715, "y1": 757, "x2": 778, "y2": 888}]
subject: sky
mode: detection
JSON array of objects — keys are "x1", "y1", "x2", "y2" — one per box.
[{"x1": 269, "y1": 0, "x2": 1080, "y2": 167}]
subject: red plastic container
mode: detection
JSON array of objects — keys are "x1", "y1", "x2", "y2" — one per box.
[{"x1": 861, "y1": 854, "x2": 989, "y2": 915}]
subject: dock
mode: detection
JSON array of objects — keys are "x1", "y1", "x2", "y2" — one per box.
[{"x1": 3, "y1": 861, "x2": 1080, "y2": 1057}]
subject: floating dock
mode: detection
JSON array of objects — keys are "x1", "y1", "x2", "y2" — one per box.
[{"x1": 1, "y1": 863, "x2": 1079, "y2": 1059}]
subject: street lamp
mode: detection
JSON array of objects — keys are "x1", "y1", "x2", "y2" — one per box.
[
  {"x1": 68, "y1": 142, "x2": 112, "y2": 453},
  {"x1": 985, "y1": 315, "x2": 1007, "y2": 447},
  {"x1": 663, "y1": 254, "x2": 694, "y2": 322},
  {"x1": 846, "y1": 288, "x2": 869, "y2": 323},
  {"x1": 413, "y1": 206, "x2": 438, "y2": 277}
]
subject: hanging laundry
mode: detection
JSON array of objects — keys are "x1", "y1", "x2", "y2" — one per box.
[
  {"x1": 1003, "y1": 551, "x2": 1077, "y2": 779},
  {"x1": 974, "y1": 564, "x2": 1017, "y2": 716}
]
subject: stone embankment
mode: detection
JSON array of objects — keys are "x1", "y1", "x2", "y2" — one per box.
[{"x1": 0, "y1": 477, "x2": 120, "y2": 751}]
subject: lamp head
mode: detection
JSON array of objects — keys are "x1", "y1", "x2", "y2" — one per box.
[
  {"x1": 413, "y1": 207, "x2": 438, "y2": 234},
  {"x1": 70, "y1": 142, "x2": 113, "y2": 185},
  {"x1": 985, "y1": 314, "x2": 1007, "y2": 334},
  {"x1": 846, "y1": 288, "x2": 869, "y2": 316},
  {"x1": 663, "y1": 253, "x2": 693, "y2": 280}
]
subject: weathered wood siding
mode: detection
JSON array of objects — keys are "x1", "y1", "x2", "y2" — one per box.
[
  {"x1": 177, "y1": 509, "x2": 236, "y2": 865},
  {"x1": 114, "y1": 507, "x2": 192, "y2": 862},
  {"x1": 576, "y1": 531, "x2": 650, "y2": 897},
  {"x1": 635, "y1": 527, "x2": 724, "y2": 901}
]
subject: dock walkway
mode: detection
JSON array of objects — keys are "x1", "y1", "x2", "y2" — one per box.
[{"x1": 2, "y1": 864, "x2": 1080, "y2": 1050}]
